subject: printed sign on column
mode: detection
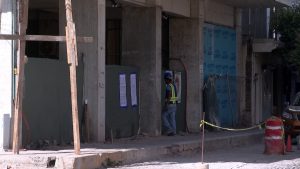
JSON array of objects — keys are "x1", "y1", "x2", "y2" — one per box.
[
  {"x1": 130, "y1": 73, "x2": 138, "y2": 106},
  {"x1": 119, "y1": 74, "x2": 127, "y2": 107}
]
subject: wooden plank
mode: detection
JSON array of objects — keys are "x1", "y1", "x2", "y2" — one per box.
[
  {"x1": 68, "y1": 52, "x2": 81, "y2": 155},
  {"x1": 12, "y1": 0, "x2": 29, "y2": 154},
  {"x1": 66, "y1": 24, "x2": 81, "y2": 154},
  {"x1": 0, "y1": 34, "x2": 93, "y2": 43},
  {"x1": 66, "y1": 27, "x2": 71, "y2": 64},
  {"x1": 65, "y1": 0, "x2": 81, "y2": 155},
  {"x1": 71, "y1": 24, "x2": 78, "y2": 66}
]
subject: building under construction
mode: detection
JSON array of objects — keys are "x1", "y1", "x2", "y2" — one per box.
[{"x1": 0, "y1": 0, "x2": 293, "y2": 153}]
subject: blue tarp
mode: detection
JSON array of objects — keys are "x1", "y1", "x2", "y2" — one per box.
[{"x1": 203, "y1": 23, "x2": 237, "y2": 127}]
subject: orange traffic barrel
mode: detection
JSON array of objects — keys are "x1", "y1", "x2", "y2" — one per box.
[{"x1": 264, "y1": 116, "x2": 285, "y2": 155}]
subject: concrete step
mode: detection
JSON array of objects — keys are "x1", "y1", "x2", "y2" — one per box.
[{"x1": 99, "y1": 130, "x2": 263, "y2": 168}]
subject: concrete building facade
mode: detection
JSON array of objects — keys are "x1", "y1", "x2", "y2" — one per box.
[
  {"x1": 0, "y1": 0, "x2": 292, "y2": 149},
  {"x1": 241, "y1": 5, "x2": 291, "y2": 125}
]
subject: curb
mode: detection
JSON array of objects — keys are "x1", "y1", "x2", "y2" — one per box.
[
  {"x1": 82, "y1": 131, "x2": 263, "y2": 169},
  {"x1": 0, "y1": 131, "x2": 263, "y2": 169}
]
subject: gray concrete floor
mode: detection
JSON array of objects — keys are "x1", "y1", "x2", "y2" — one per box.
[{"x1": 114, "y1": 144, "x2": 300, "y2": 169}]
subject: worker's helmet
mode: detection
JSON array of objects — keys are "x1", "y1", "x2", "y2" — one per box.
[{"x1": 164, "y1": 71, "x2": 173, "y2": 80}]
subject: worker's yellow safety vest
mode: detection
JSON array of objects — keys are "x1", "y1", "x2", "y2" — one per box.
[{"x1": 169, "y1": 84, "x2": 177, "y2": 103}]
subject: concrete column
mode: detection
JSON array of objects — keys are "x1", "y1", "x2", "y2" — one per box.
[
  {"x1": 235, "y1": 8, "x2": 246, "y2": 125},
  {"x1": 252, "y1": 54, "x2": 263, "y2": 124},
  {"x1": 275, "y1": 65, "x2": 284, "y2": 114},
  {"x1": 76, "y1": 0, "x2": 106, "y2": 142},
  {"x1": 169, "y1": 0, "x2": 205, "y2": 132},
  {"x1": 60, "y1": 0, "x2": 106, "y2": 142},
  {"x1": 241, "y1": 42, "x2": 253, "y2": 125},
  {"x1": 0, "y1": 0, "x2": 13, "y2": 150},
  {"x1": 97, "y1": 0, "x2": 106, "y2": 142},
  {"x1": 122, "y1": 7, "x2": 162, "y2": 136}
]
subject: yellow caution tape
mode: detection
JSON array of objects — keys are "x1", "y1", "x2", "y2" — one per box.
[
  {"x1": 199, "y1": 120, "x2": 265, "y2": 131},
  {"x1": 14, "y1": 68, "x2": 17, "y2": 75}
]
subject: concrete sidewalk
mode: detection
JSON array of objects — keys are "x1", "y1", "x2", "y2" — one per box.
[{"x1": 0, "y1": 130, "x2": 263, "y2": 169}]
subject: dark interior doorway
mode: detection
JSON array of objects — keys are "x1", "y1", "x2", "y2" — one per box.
[{"x1": 26, "y1": 0, "x2": 59, "y2": 59}]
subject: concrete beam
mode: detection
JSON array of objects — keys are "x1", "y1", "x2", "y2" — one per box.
[
  {"x1": 215, "y1": 0, "x2": 293, "y2": 7},
  {"x1": 120, "y1": 0, "x2": 148, "y2": 7},
  {"x1": 160, "y1": 0, "x2": 190, "y2": 17},
  {"x1": 205, "y1": 0, "x2": 235, "y2": 27},
  {"x1": 120, "y1": 0, "x2": 191, "y2": 17},
  {"x1": 253, "y1": 39, "x2": 279, "y2": 53}
]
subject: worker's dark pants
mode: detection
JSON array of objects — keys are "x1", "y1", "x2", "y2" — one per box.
[{"x1": 162, "y1": 104, "x2": 176, "y2": 134}]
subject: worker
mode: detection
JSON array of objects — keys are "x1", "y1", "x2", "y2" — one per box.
[{"x1": 162, "y1": 71, "x2": 177, "y2": 136}]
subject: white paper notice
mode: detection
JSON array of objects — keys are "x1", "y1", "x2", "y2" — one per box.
[
  {"x1": 130, "y1": 74, "x2": 138, "y2": 106},
  {"x1": 119, "y1": 74, "x2": 127, "y2": 107}
]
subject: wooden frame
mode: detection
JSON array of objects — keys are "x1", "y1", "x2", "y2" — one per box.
[{"x1": 0, "y1": 0, "x2": 93, "y2": 155}]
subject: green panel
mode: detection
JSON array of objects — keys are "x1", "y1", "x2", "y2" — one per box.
[
  {"x1": 106, "y1": 66, "x2": 139, "y2": 139},
  {"x1": 23, "y1": 58, "x2": 84, "y2": 145}
]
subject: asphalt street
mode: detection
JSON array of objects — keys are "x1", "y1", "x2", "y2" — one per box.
[{"x1": 110, "y1": 143, "x2": 300, "y2": 169}]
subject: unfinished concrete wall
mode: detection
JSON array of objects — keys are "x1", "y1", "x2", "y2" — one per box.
[
  {"x1": 205, "y1": 0, "x2": 234, "y2": 27},
  {"x1": 169, "y1": 0, "x2": 204, "y2": 132},
  {"x1": 122, "y1": 7, "x2": 162, "y2": 136},
  {"x1": 0, "y1": 0, "x2": 13, "y2": 150}
]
